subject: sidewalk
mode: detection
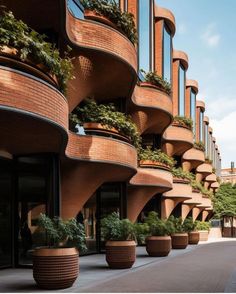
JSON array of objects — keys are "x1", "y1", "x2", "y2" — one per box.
[{"x1": 0, "y1": 238, "x2": 236, "y2": 293}]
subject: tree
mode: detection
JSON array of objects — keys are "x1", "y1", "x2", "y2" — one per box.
[{"x1": 213, "y1": 183, "x2": 236, "y2": 218}]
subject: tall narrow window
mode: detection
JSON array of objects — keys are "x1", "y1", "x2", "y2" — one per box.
[
  {"x1": 138, "y1": 0, "x2": 151, "y2": 73},
  {"x1": 163, "y1": 24, "x2": 172, "y2": 83},
  {"x1": 205, "y1": 124, "x2": 208, "y2": 156},
  {"x1": 68, "y1": 0, "x2": 84, "y2": 19},
  {"x1": 199, "y1": 111, "x2": 204, "y2": 142},
  {"x1": 190, "y1": 89, "x2": 196, "y2": 137},
  {"x1": 178, "y1": 64, "x2": 185, "y2": 116}
]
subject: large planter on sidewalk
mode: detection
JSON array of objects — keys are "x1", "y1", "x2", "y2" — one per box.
[
  {"x1": 188, "y1": 231, "x2": 200, "y2": 244},
  {"x1": 33, "y1": 247, "x2": 79, "y2": 290},
  {"x1": 199, "y1": 230, "x2": 209, "y2": 241},
  {"x1": 105, "y1": 240, "x2": 136, "y2": 269},
  {"x1": 146, "y1": 236, "x2": 171, "y2": 257},
  {"x1": 171, "y1": 233, "x2": 188, "y2": 249}
]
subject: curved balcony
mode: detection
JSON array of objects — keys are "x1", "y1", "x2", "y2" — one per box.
[
  {"x1": 0, "y1": 65, "x2": 68, "y2": 155},
  {"x1": 182, "y1": 147, "x2": 205, "y2": 171},
  {"x1": 196, "y1": 162, "x2": 213, "y2": 181},
  {"x1": 128, "y1": 84, "x2": 173, "y2": 135},
  {"x1": 127, "y1": 167, "x2": 173, "y2": 222},
  {"x1": 205, "y1": 173, "x2": 217, "y2": 183},
  {"x1": 186, "y1": 79, "x2": 198, "y2": 94},
  {"x1": 182, "y1": 191, "x2": 202, "y2": 220},
  {"x1": 211, "y1": 181, "x2": 220, "y2": 190},
  {"x1": 154, "y1": 6, "x2": 176, "y2": 36},
  {"x1": 61, "y1": 132, "x2": 137, "y2": 218},
  {"x1": 173, "y1": 50, "x2": 189, "y2": 70},
  {"x1": 162, "y1": 179, "x2": 192, "y2": 218},
  {"x1": 64, "y1": 4, "x2": 137, "y2": 111},
  {"x1": 162, "y1": 124, "x2": 193, "y2": 156},
  {"x1": 197, "y1": 100, "x2": 205, "y2": 112},
  {"x1": 204, "y1": 116, "x2": 209, "y2": 125}
]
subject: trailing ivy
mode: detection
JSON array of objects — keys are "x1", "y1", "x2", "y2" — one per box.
[
  {"x1": 173, "y1": 116, "x2": 193, "y2": 129},
  {"x1": 80, "y1": 0, "x2": 138, "y2": 44},
  {"x1": 141, "y1": 69, "x2": 172, "y2": 95},
  {"x1": 0, "y1": 11, "x2": 74, "y2": 94},
  {"x1": 138, "y1": 146, "x2": 175, "y2": 168},
  {"x1": 72, "y1": 99, "x2": 141, "y2": 148}
]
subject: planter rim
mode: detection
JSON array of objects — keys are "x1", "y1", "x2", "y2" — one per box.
[
  {"x1": 139, "y1": 160, "x2": 171, "y2": 170},
  {"x1": 106, "y1": 240, "x2": 136, "y2": 246},
  {"x1": 146, "y1": 236, "x2": 171, "y2": 240},
  {"x1": 171, "y1": 233, "x2": 188, "y2": 237},
  {"x1": 33, "y1": 247, "x2": 79, "y2": 256},
  {"x1": 172, "y1": 121, "x2": 192, "y2": 130},
  {"x1": 188, "y1": 231, "x2": 199, "y2": 234}
]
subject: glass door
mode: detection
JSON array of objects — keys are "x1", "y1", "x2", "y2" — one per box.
[{"x1": 0, "y1": 159, "x2": 13, "y2": 268}]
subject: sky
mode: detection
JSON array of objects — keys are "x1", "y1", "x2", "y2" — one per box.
[{"x1": 156, "y1": 0, "x2": 236, "y2": 168}]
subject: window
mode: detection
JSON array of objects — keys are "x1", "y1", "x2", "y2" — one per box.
[
  {"x1": 163, "y1": 24, "x2": 172, "y2": 83},
  {"x1": 138, "y1": 0, "x2": 152, "y2": 73},
  {"x1": 67, "y1": 0, "x2": 84, "y2": 19},
  {"x1": 205, "y1": 124, "x2": 208, "y2": 156},
  {"x1": 199, "y1": 111, "x2": 204, "y2": 142},
  {"x1": 178, "y1": 64, "x2": 185, "y2": 116},
  {"x1": 190, "y1": 89, "x2": 196, "y2": 136}
]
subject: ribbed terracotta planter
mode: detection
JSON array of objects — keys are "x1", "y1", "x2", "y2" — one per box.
[
  {"x1": 188, "y1": 231, "x2": 200, "y2": 244},
  {"x1": 199, "y1": 230, "x2": 209, "y2": 241},
  {"x1": 33, "y1": 248, "x2": 79, "y2": 290},
  {"x1": 146, "y1": 236, "x2": 171, "y2": 257},
  {"x1": 139, "y1": 160, "x2": 170, "y2": 171},
  {"x1": 105, "y1": 240, "x2": 136, "y2": 269},
  {"x1": 171, "y1": 233, "x2": 188, "y2": 249}
]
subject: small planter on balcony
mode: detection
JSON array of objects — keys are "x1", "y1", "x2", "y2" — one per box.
[
  {"x1": 84, "y1": 10, "x2": 119, "y2": 31},
  {"x1": 101, "y1": 212, "x2": 136, "y2": 269},
  {"x1": 139, "y1": 160, "x2": 171, "y2": 171},
  {"x1": 171, "y1": 167, "x2": 194, "y2": 184},
  {"x1": 172, "y1": 116, "x2": 193, "y2": 130}
]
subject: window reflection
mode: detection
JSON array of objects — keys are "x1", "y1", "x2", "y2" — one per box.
[
  {"x1": 163, "y1": 24, "x2": 172, "y2": 82},
  {"x1": 190, "y1": 89, "x2": 196, "y2": 137},
  {"x1": 205, "y1": 124, "x2": 208, "y2": 156},
  {"x1": 200, "y1": 111, "x2": 204, "y2": 141},
  {"x1": 139, "y1": 0, "x2": 151, "y2": 72},
  {"x1": 68, "y1": 0, "x2": 84, "y2": 19},
  {"x1": 178, "y1": 64, "x2": 185, "y2": 116}
]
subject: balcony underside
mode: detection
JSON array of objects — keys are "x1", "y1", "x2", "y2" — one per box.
[{"x1": 182, "y1": 148, "x2": 205, "y2": 171}]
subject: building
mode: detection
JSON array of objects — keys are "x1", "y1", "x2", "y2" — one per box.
[
  {"x1": 221, "y1": 163, "x2": 236, "y2": 184},
  {"x1": 0, "y1": 0, "x2": 221, "y2": 269}
]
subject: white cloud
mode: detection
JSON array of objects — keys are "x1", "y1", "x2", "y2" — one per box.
[
  {"x1": 177, "y1": 23, "x2": 187, "y2": 35},
  {"x1": 201, "y1": 23, "x2": 221, "y2": 47}
]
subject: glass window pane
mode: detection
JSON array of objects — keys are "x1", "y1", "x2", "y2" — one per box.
[
  {"x1": 200, "y1": 111, "x2": 204, "y2": 142},
  {"x1": 205, "y1": 124, "x2": 208, "y2": 156},
  {"x1": 139, "y1": 0, "x2": 150, "y2": 72},
  {"x1": 163, "y1": 24, "x2": 172, "y2": 82},
  {"x1": 190, "y1": 89, "x2": 196, "y2": 137},
  {"x1": 178, "y1": 64, "x2": 185, "y2": 116},
  {"x1": 67, "y1": 0, "x2": 84, "y2": 19}
]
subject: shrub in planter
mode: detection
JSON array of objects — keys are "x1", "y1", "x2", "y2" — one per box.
[
  {"x1": 193, "y1": 141, "x2": 205, "y2": 152},
  {"x1": 141, "y1": 70, "x2": 172, "y2": 95},
  {"x1": 138, "y1": 146, "x2": 175, "y2": 169},
  {"x1": 33, "y1": 213, "x2": 86, "y2": 290},
  {"x1": 134, "y1": 222, "x2": 150, "y2": 246},
  {"x1": 183, "y1": 217, "x2": 199, "y2": 245},
  {"x1": 173, "y1": 116, "x2": 193, "y2": 130},
  {"x1": 144, "y1": 211, "x2": 175, "y2": 257},
  {"x1": 171, "y1": 167, "x2": 195, "y2": 182},
  {"x1": 80, "y1": 0, "x2": 138, "y2": 44},
  {"x1": 101, "y1": 212, "x2": 136, "y2": 269},
  {"x1": 168, "y1": 216, "x2": 188, "y2": 249},
  {"x1": 0, "y1": 11, "x2": 74, "y2": 94},
  {"x1": 72, "y1": 99, "x2": 141, "y2": 148},
  {"x1": 195, "y1": 221, "x2": 211, "y2": 241}
]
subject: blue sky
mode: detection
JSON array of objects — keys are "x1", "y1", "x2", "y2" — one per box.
[{"x1": 156, "y1": 0, "x2": 236, "y2": 168}]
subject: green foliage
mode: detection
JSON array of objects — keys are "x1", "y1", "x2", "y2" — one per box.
[
  {"x1": 0, "y1": 11, "x2": 74, "y2": 94},
  {"x1": 183, "y1": 217, "x2": 197, "y2": 232},
  {"x1": 193, "y1": 141, "x2": 205, "y2": 152},
  {"x1": 37, "y1": 214, "x2": 87, "y2": 251},
  {"x1": 134, "y1": 223, "x2": 150, "y2": 245},
  {"x1": 172, "y1": 167, "x2": 195, "y2": 181},
  {"x1": 173, "y1": 116, "x2": 193, "y2": 129},
  {"x1": 101, "y1": 212, "x2": 136, "y2": 241},
  {"x1": 212, "y1": 167, "x2": 216, "y2": 174},
  {"x1": 138, "y1": 146, "x2": 175, "y2": 168},
  {"x1": 80, "y1": 0, "x2": 138, "y2": 44},
  {"x1": 190, "y1": 180, "x2": 213, "y2": 198},
  {"x1": 141, "y1": 69, "x2": 172, "y2": 95},
  {"x1": 72, "y1": 99, "x2": 141, "y2": 148},
  {"x1": 144, "y1": 211, "x2": 175, "y2": 236},
  {"x1": 168, "y1": 216, "x2": 186, "y2": 233},
  {"x1": 195, "y1": 220, "x2": 211, "y2": 231},
  {"x1": 213, "y1": 183, "x2": 236, "y2": 218},
  {"x1": 205, "y1": 157, "x2": 213, "y2": 164}
]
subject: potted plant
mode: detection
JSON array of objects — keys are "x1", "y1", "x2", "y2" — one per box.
[
  {"x1": 172, "y1": 116, "x2": 193, "y2": 130},
  {"x1": 101, "y1": 212, "x2": 136, "y2": 269},
  {"x1": 171, "y1": 167, "x2": 195, "y2": 184},
  {"x1": 72, "y1": 99, "x2": 141, "y2": 148},
  {"x1": 144, "y1": 212, "x2": 174, "y2": 257},
  {"x1": 0, "y1": 10, "x2": 74, "y2": 94},
  {"x1": 168, "y1": 216, "x2": 188, "y2": 249},
  {"x1": 195, "y1": 221, "x2": 211, "y2": 241},
  {"x1": 32, "y1": 213, "x2": 86, "y2": 290},
  {"x1": 183, "y1": 217, "x2": 199, "y2": 245},
  {"x1": 140, "y1": 70, "x2": 172, "y2": 95},
  {"x1": 134, "y1": 222, "x2": 150, "y2": 246},
  {"x1": 138, "y1": 146, "x2": 175, "y2": 170},
  {"x1": 80, "y1": 0, "x2": 138, "y2": 44}
]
